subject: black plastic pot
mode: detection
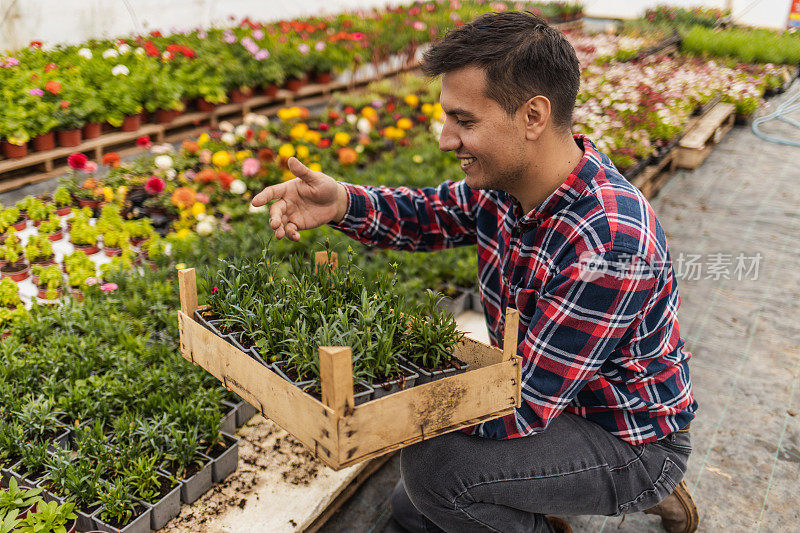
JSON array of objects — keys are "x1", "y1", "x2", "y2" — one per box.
[
  {"x1": 92, "y1": 501, "x2": 152, "y2": 533},
  {"x1": 371, "y1": 364, "x2": 419, "y2": 399},
  {"x1": 207, "y1": 319, "x2": 235, "y2": 341},
  {"x1": 220, "y1": 400, "x2": 237, "y2": 435},
  {"x1": 161, "y1": 453, "x2": 213, "y2": 504},
  {"x1": 236, "y1": 401, "x2": 259, "y2": 427},
  {"x1": 436, "y1": 290, "x2": 470, "y2": 316},
  {"x1": 401, "y1": 356, "x2": 470, "y2": 385},
  {"x1": 469, "y1": 290, "x2": 482, "y2": 312},
  {"x1": 193, "y1": 307, "x2": 217, "y2": 330},
  {"x1": 229, "y1": 331, "x2": 270, "y2": 368},
  {"x1": 209, "y1": 432, "x2": 240, "y2": 483},
  {"x1": 273, "y1": 361, "x2": 316, "y2": 391}
]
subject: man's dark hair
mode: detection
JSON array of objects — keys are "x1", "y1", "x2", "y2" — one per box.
[{"x1": 421, "y1": 11, "x2": 580, "y2": 130}]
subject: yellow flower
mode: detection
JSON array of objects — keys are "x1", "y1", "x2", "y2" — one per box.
[
  {"x1": 421, "y1": 103, "x2": 434, "y2": 116},
  {"x1": 212, "y1": 151, "x2": 231, "y2": 167},
  {"x1": 333, "y1": 132, "x2": 351, "y2": 146},
  {"x1": 116, "y1": 186, "x2": 127, "y2": 201},
  {"x1": 397, "y1": 118, "x2": 413, "y2": 130},
  {"x1": 289, "y1": 123, "x2": 309, "y2": 140},
  {"x1": 235, "y1": 150, "x2": 252, "y2": 161},
  {"x1": 384, "y1": 126, "x2": 405, "y2": 140},
  {"x1": 191, "y1": 202, "x2": 206, "y2": 217},
  {"x1": 102, "y1": 186, "x2": 114, "y2": 203},
  {"x1": 404, "y1": 94, "x2": 420, "y2": 107},
  {"x1": 197, "y1": 133, "x2": 210, "y2": 147},
  {"x1": 296, "y1": 145, "x2": 310, "y2": 160},
  {"x1": 308, "y1": 163, "x2": 322, "y2": 172},
  {"x1": 277, "y1": 108, "x2": 294, "y2": 121},
  {"x1": 412, "y1": 155, "x2": 423, "y2": 164},
  {"x1": 175, "y1": 262, "x2": 186, "y2": 270},
  {"x1": 278, "y1": 144, "x2": 296, "y2": 159},
  {"x1": 304, "y1": 130, "x2": 321, "y2": 145},
  {"x1": 176, "y1": 229, "x2": 191, "y2": 239},
  {"x1": 282, "y1": 169, "x2": 295, "y2": 182},
  {"x1": 432, "y1": 103, "x2": 444, "y2": 121},
  {"x1": 361, "y1": 106, "x2": 378, "y2": 123}
]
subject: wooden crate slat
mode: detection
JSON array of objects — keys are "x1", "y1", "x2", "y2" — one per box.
[{"x1": 679, "y1": 103, "x2": 735, "y2": 150}]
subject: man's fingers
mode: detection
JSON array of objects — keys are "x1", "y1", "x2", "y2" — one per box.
[
  {"x1": 285, "y1": 222, "x2": 300, "y2": 241},
  {"x1": 269, "y1": 200, "x2": 286, "y2": 230},
  {"x1": 252, "y1": 182, "x2": 287, "y2": 207}
]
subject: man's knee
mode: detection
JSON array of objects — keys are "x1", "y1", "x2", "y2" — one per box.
[{"x1": 400, "y1": 435, "x2": 460, "y2": 511}]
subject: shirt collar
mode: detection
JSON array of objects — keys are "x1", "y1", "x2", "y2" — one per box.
[{"x1": 521, "y1": 135, "x2": 600, "y2": 224}]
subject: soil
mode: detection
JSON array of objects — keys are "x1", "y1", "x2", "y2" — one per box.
[
  {"x1": 160, "y1": 415, "x2": 322, "y2": 532},
  {"x1": 102, "y1": 503, "x2": 146, "y2": 529}
]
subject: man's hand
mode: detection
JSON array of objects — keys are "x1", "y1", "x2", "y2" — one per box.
[{"x1": 251, "y1": 157, "x2": 349, "y2": 241}]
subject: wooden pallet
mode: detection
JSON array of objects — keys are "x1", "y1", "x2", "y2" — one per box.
[
  {"x1": 676, "y1": 102, "x2": 736, "y2": 170},
  {"x1": 0, "y1": 64, "x2": 420, "y2": 194},
  {"x1": 630, "y1": 145, "x2": 679, "y2": 200}
]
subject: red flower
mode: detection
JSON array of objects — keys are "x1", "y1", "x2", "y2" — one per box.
[
  {"x1": 318, "y1": 139, "x2": 331, "y2": 148},
  {"x1": 344, "y1": 106, "x2": 355, "y2": 114},
  {"x1": 149, "y1": 30, "x2": 163, "y2": 37},
  {"x1": 102, "y1": 152, "x2": 121, "y2": 168},
  {"x1": 144, "y1": 176, "x2": 165, "y2": 195},
  {"x1": 60, "y1": 100, "x2": 70, "y2": 109},
  {"x1": 44, "y1": 63, "x2": 58, "y2": 72},
  {"x1": 144, "y1": 41, "x2": 160, "y2": 57},
  {"x1": 386, "y1": 102, "x2": 396, "y2": 112},
  {"x1": 44, "y1": 80, "x2": 62, "y2": 95},
  {"x1": 318, "y1": 123, "x2": 330, "y2": 132},
  {"x1": 217, "y1": 171, "x2": 235, "y2": 190},
  {"x1": 136, "y1": 136, "x2": 152, "y2": 149},
  {"x1": 29, "y1": 41, "x2": 43, "y2": 48},
  {"x1": 67, "y1": 153, "x2": 88, "y2": 170}
]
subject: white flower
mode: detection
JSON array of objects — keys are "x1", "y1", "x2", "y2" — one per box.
[
  {"x1": 243, "y1": 113, "x2": 259, "y2": 125},
  {"x1": 356, "y1": 118, "x2": 371, "y2": 134},
  {"x1": 249, "y1": 203, "x2": 267, "y2": 214},
  {"x1": 154, "y1": 155, "x2": 173, "y2": 170},
  {"x1": 111, "y1": 64, "x2": 129, "y2": 76},
  {"x1": 196, "y1": 219, "x2": 214, "y2": 236},
  {"x1": 118, "y1": 43, "x2": 131, "y2": 54},
  {"x1": 161, "y1": 51, "x2": 171, "y2": 61},
  {"x1": 355, "y1": 145, "x2": 364, "y2": 153},
  {"x1": 430, "y1": 121, "x2": 444, "y2": 140},
  {"x1": 220, "y1": 132, "x2": 236, "y2": 145},
  {"x1": 229, "y1": 179, "x2": 247, "y2": 195},
  {"x1": 165, "y1": 168, "x2": 177, "y2": 180},
  {"x1": 102, "y1": 48, "x2": 119, "y2": 59},
  {"x1": 346, "y1": 114, "x2": 357, "y2": 125},
  {"x1": 150, "y1": 143, "x2": 174, "y2": 155},
  {"x1": 77, "y1": 48, "x2": 93, "y2": 59},
  {"x1": 135, "y1": 47, "x2": 145, "y2": 56},
  {"x1": 234, "y1": 124, "x2": 249, "y2": 138},
  {"x1": 219, "y1": 121, "x2": 235, "y2": 132}
]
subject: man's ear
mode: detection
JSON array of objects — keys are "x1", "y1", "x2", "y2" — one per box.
[{"x1": 523, "y1": 95, "x2": 551, "y2": 141}]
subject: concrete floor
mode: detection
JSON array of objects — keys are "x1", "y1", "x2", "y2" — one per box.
[{"x1": 320, "y1": 86, "x2": 800, "y2": 532}]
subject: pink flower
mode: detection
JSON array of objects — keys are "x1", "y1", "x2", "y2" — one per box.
[
  {"x1": 412, "y1": 21, "x2": 427, "y2": 31},
  {"x1": 298, "y1": 43, "x2": 310, "y2": 55},
  {"x1": 199, "y1": 149, "x2": 212, "y2": 164},
  {"x1": 314, "y1": 41, "x2": 326, "y2": 52},
  {"x1": 67, "y1": 153, "x2": 88, "y2": 170},
  {"x1": 211, "y1": 286, "x2": 218, "y2": 295},
  {"x1": 254, "y1": 49, "x2": 269, "y2": 60},
  {"x1": 252, "y1": 29, "x2": 264, "y2": 40},
  {"x1": 100, "y1": 283, "x2": 118, "y2": 293},
  {"x1": 223, "y1": 31, "x2": 236, "y2": 44},
  {"x1": 83, "y1": 161, "x2": 98, "y2": 173},
  {"x1": 29, "y1": 88, "x2": 44, "y2": 96},
  {"x1": 241, "y1": 157, "x2": 260, "y2": 176},
  {"x1": 85, "y1": 277, "x2": 98, "y2": 286},
  {"x1": 145, "y1": 176, "x2": 165, "y2": 195},
  {"x1": 197, "y1": 30, "x2": 207, "y2": 39},
  {"x1": 196, "y1": 193, "x2": 210, "y2": 204}
]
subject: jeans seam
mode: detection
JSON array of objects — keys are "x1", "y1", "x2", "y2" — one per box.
[
  {"x1": 608, "y1": 444, "x2": 646, "y2": 472},
  {"x1": 449, "y1": 499, "x2": 505, "y2": 533},
  {"x1": 617, "y1": 457, "x2": 680, "y2": 513}
]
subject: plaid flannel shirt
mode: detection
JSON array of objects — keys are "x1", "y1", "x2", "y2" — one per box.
[{"x1": 329, "y1": 135, "x2": 697, "y2": 444}]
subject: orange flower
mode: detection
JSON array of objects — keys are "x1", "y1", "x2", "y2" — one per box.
[
  {"x1": 257, "y1": 148, "x2": 275, "y2": 162},
  {"x1": 102, "y1": 152, "x2": 121, "y2": 168},
  {"x1": 195, "y1": 168, "x2": 217, "y2": 183},
  {"x1": 257, "y1": 130, "x2": 269, "y2": 143},
  {"x1": 338, "y1": 147, "x2": 358, "y2": 166},
  {"x1": 182, "y1": 140, "x2": 200, "y2": 154},
  {"x1": 217, "y1": 171, "x2": 234, "y2": 190},
  {"x1": 92, "y1": 186, "x2": 104, "y2": 198},
  {"x1": 171, "y1": 187, "x2": 196, "y2": 208},
  {"x1": 44, "y1": 80, "x2": 62, "y2": 95},
  {"x1": 82, "y1": 178, "x2": 97, "y2": 189}
]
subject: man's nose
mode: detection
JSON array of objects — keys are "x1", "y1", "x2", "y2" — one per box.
[{"x1": 438, "y1": 118, "x2": 460, "y2": 152}]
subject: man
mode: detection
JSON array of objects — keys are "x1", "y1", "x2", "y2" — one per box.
[{"x1": 252, "y1": 11, "x2": 698, "y2": 533}]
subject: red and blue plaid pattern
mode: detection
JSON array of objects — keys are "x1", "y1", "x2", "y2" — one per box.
[{"x1": 330, "y1": 136, "x2": 696, "y2": 444}]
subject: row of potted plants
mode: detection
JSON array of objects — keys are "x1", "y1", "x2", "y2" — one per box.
[{"x1": 0, "y1": 0, "x2": 586, "y2": 158}]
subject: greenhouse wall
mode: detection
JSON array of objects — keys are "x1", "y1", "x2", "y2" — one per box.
[{"x1": 0, "y1": 0, "x2": 791, "y2": 51}]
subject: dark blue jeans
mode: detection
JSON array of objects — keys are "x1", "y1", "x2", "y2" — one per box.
[{"x1": 391, "y1": 412, "x2": 691, "y2": 532}]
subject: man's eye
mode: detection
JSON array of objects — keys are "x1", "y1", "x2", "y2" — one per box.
[{"x1": 456, "y1": 119, "x2": 471, "y2": 127}]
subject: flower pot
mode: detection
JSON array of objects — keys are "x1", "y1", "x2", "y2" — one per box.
[
  {"x1": 314, "y1": 71, "x2": 333, "y2": 84},
  {"x1": 31, "y1": 256, "x2": 56, "y2": 269},
  {"x1": 273, "y1": 360, "x2": 315, "y2": 391},
  {"x1": 55, "y1": 205, "x2": 72, "y2": 216},
  {"x1": 73, "y1": 506, "x2": 99, "y2": 532},
  {"x1": 1, "y1": 140, "x2": 28, "y2": 159},
  {"x1": 44, "y1": 229, "x2": 64, "y2": 242},
  {"x1": 400, "y1": 355, "x2": 470, "y2": 385},
  {"x1": 82, "y1": 122, "x2": 102, "y2": 139},
  {"x1": 32, "y1": 131, "x2": 56, "y2": 151},
  {"x1": 155, "y1": 108, "x2": 181, "y2": 123},
  {"x1": 103, "y1": 247, "x2": 122, "y2": 257},
  {"x1": 436, "y1": 290, "x2": 470, "y2": 316},
  {"x1": 120, "y1": 114, "x2": 141, "y2": 132},
  {"x1": 230, "y1": 331, "x2": 269, "y2": 368},
  {"x1": 12, "y1": 215, "x2": 28, "y2": 231},
  {"x1": 1, "y1": 262, "x2": 30, "y2": 282},
  {"x1": 196, "y1": 98, "x2": 216, "y2": 112},
  {"x1": 77, "y1": 198, "x2": 100, "y2": 209},
  {"x1": 236, "y1": 400, "x2": 258, "y2": 428},
  {"x1": 56, "y1": 128, "x2": 82, "y2": 147},
  {"x1": 371, "y1": 365, "x2": 419, "y2": 399},
  {"x1": 220, "y1": 400, "x2": 237, "y2": 435},
  {"x1": 147, "y1": 473, "x2": 181, "y2": 530},
  {"x1": 283, "y1": 77, "x2": 306, "y2": 92},
  {"x1": 230, "y1": 87, "x2": 253, "y2": 103},
  {"x1": 71, "y1": 289, "x2": 84, "y2": 302},
  {"x1": 263, "y1": 84, "x2": 279, "y2": 98},
  {"x1": 470, "y1": 290, "x2": 482, "y2": 312},
  {"x1": 193, "y1": 307, "x2": 218, "y2": 330},
  {"x1": 72, "y1": 243, "x2": 100, "y2": 256},
  {"x1": 207, "y1": 319, "x2": 234, "y2": 341},
  {"x1": 208, "y1": 432, "x2": 240, "y2": 483},
  {"x1": 37, "y1": 287, "x2": 63, "y2": 300},
  {"x1": 92, "y1": 502, "x2": 152, "y2": 533},
  {"x1": 164, "y1": 454, "x2": 213, "y2": 504}
]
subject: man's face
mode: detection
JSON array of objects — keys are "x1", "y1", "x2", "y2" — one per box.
[{"x1": 439, "y1": 66, "x2": 528, "y2": 191}]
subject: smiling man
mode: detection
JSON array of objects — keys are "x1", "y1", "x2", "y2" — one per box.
[{"x1": 251, "y1": 11, "x2": 698, "y2": 533}]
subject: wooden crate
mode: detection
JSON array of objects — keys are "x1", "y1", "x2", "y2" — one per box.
[
  {"x1": 630, "y1": 144, "x2": 679, "y2": 200},
  {"x1": 676, "y1": 102, "x2": 736, "y2": 170},
  {"x1": 176, "y1": 267, "x2": 522, "y2": 471}
]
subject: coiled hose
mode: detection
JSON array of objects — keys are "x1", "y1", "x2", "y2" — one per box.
[{"x1": 751, "y1": 82, "x2": 800, "y2": 148}]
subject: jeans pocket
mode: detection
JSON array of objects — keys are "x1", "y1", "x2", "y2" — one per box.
[{"x1": 617, "y1": 457, "x2": 681, "y2": 515}]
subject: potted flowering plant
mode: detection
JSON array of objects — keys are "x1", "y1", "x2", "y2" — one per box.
[
  {"x1": 24, "y1": 235, "x2": 55, "y2": 266},
  {"x1": 69, "y1": 224, "x2": 100, "y2": 255},
  {"x1": 0, "y1": 233, "x2": 28, "y2": 282},
  {"x1": 0, "y1": 478, "x2": 43, "y2": 520},
  {"x1": 53, "y1": 187, "x2": 74, "y2": 215},
  {"x1": 15, "y1": 498, "x2": 76, "y2": 533},
  {"x1": 38, "y1": 216, "x2": 63, "y2": 241},
  {"x1": 101, "y1": 229, "x2": 129, "y2": 257},
  {"x1": 25, "y1": 199, "x2": 55, "y2": 227},
  {"x1": 143, "y1": 64, "x2": 185, "y2": 123},
  {"x1": 0, "y1": 207, "x2": 27, "y2": 233},
  {"x1": 119, "y1": 455, "x2": 180, "y2": 530},
  {"x1": 92, "y1": 479, "x2": 150, "y2": 533},
  {"x1": 32, "y1": 264, "x2": 63, "y2": 300},
  {"x1": 0, "y1": 277, "x2": 23, "y2": 309},
  {"x1": 124, "y1": 219, "x2": 154, "y2": 247}
]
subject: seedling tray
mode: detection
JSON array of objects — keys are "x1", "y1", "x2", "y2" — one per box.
[{"x1": 177, "y1": 265, "x2": 521, "y2": 471}]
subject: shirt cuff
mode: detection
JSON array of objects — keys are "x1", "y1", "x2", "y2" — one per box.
[{"x1": 327, "y1": 183, "x2": 371, "y2": 233}]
